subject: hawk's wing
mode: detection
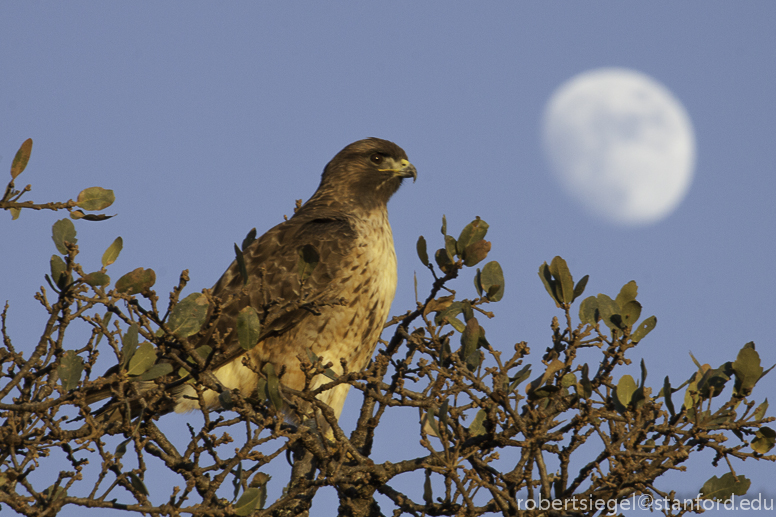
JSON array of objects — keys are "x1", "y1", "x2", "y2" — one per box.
[{"x1": 193, "y1": 210, "x2": 358, "y2": 370}]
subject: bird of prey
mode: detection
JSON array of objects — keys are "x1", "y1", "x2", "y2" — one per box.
[{"x1": 93, "y1": 138, "x2": 416, "y2": 428}]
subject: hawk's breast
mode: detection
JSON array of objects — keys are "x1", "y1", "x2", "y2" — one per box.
[{"x1": 309, "y1": 208, "x2": 397, "y2": 373}]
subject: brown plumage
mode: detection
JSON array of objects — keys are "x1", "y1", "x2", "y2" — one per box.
[{"x1": 136, "y1": 138, "x2": 415, "y2": 425}]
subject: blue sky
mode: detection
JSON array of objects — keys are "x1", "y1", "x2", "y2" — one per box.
[{"x1": 2, "y1": 3, "x2": 775, "y2": 515}]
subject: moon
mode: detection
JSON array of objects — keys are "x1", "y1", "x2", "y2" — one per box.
[{"x1": 541, "y1": 68, "x2": 696, "y2": 225}]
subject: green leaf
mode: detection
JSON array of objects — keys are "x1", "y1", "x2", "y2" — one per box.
[
  {"x1": 754, "y1": 398, "x2": 768, "y2": 421},
  {"x1": 10, "y1": 138, "x2": 32, "y2": 179},
  {"x1": 440, "y1": 215, "x2": 447, "y2": 236},
  {"x1": 95, "y1": 311, "x2": 112, "y2": 347},
  {"x1": 697, "y1": 362, "x2": 733, "y2": 399},
  {"x1": 127, "y1": 472, "x2": 149, "y2": 496},
  {"x1": 167, "y1": 293, "x2": 209, "y2": 338},
  {"x1": 464, "y1": 346, "x2": 481, "y2": 371},
  {"x1": 297, "y1": 244, "x2": 319, "y2": 282},
  {"x1": 9, "y1": 207, "x2": 20, "y2": 220},
  {"x1": 529, "y1": 385, "x2": 560, "y2": 401},
  {"x1": 439, "y1": 336, "x2": 452, "y2": 367},
  {"x1": 578, "y1": 368, "x2": 592, "y2": 399},
  {"x1": 444, "y1": 235, "x2": 457, "y2": 260},
  {"x1": 192, "y1": 345, "x2": 213, "y2": 363},
  {"x1": 631, "y1": 315, "x2": 657, "y2": 342},
  {"x1": 434, "y1": 248, "x2": 454, "y2": 274},
  {"x1": 474, "y1": 268, "x2": 483, "y2": 297},
  {"x1": 549, "y1": 256, "x2": 574, "y2": 304},
  {"x1": 615, "y1": 280, "x2": 638, "y2": 307},
  {"x1": 231, "y1": 462, "x2": 243, "y2": 501},
  {"x1": 76, "y1": 186, "x2": 115, "y2": 211},
  {"x1": 42, "y1": 485, "x2": 67, "y2": 504},
  {"x1": 219, "y1": 389, "x2": 234, "y2": 410},
  {"x1": 460, "y1": 317, "x2": 480, "y2": 354},
  {"x1": 50, "y1": 255, "x2": 69, "y2": 289},
  {"x1": 632, "y1": 386, "x2": 649, "y2": 409},
  {"x1": 234, "y1": 243, "x2": 248, "y2": 286},
  {"x1": 52, "y1": 218, "x2": 77, "y2": 255},
  {"x1": 457, "y1": 216, "x2": 489, "y2": 252},
  {"x1": 469, "y1": 409, "x2": 487, "y2": 436},
  {"x1": 83, "y1": 271, "x2": 110, "y2": 287},
  {"x1": 751, "y1": 426, "x2": 776, "y2": 453},
  {"x1": 58, "y1": 350, "x2": 84, "y2": 391},
  {"x1": 429, "y1": 297, "x2": 463, "y2": 325},
  {"x1": 572, "y1": 274, "x2": 589, "y2": 302},
  {"x1": 115, "y1": 267, "x2": 156, "y2": 295},
  {"x1": 252, "y1": 476, "x2": 269, "y2": 509},
  {"x1": 663, "y1": 376, "x2": 675, "y2": 417},
  {"x1": 78, "y1": 212, "x2": 115, "y2": 221},
  {"x1": 460, "y1": 318, "x2": 480, "y2": 371},
  {"x1": 242, "y1": 228, "x2": 257, "y2": 251},
  {"x1": 509, "y1": 364, "x2": 532, "y2": 391},
  {"x1": 438, "y1": 399, "x2": 449, "y2": 428},
  {"x1": 237, "y1": 306, "x2": 262, "y2": 351},
  {"x1": 621, "y1": 300, "x2": 642, "y2": 327},
  {"x1": 538, "y1": 262, "x2": 557, "y2": 305},
  {"x1": 461, "y1": 301, "x2": 474, "y2": 322},
  {"x1": 121, "y1": 324, "x2": 139, "y2": 369},
  {"x1": 684, "y1": 372, "x2": 701, "y2": 409},
  {"x1": 480, "y1": 261, "x2": 504, "y2": 302},
  {"x1": 304, "y1": 349, "x2": 338, "y2": 380},
  {"x1": 577, "y1": 377, "x2": 593, "y2": 399},
  {"x1": 178, "y1": 345, "x2": 213, "y2": 379},
  {"x1": 127, "y1": 342, "x2": 156, "y2": 376},
  {"x1": 423, "y1": 470, "x2": 433, "y2": 505},
  {"x1": 135, "y1": 362, "x2": 172, "y2": 382},
  {"x1": 255, "y1": 378, "x2": 267, "y2": 402},
  {"x1": 102, "y1": 237, "x2": 123, "y2": 267},
  {"x1": 235, "y1": 488, "x2": 262, "y2": 516},
  {"x1": 699, "y1": 472, "x2": 751, "y2": 500},
  {"x1": 115, "y1": 438, "x2": 130, "y2": 459},
  {"x1": 640, "y1": 358, "x2": 648, "y2": 387},
  {"x1": 560, "y1": 373, "x2": 577, "y2": 388},
  {"x1": 416, "y1": 236, "x2": 429, "y2": 266},
  {"x1": 262, "y1": 363, "x2": 283, "y2": 411},
  {"x1": 703, "y1": 409, "x2": 736, "y2": 429},
  {"x1": 733, "y1": 345, "x2": 764, "y2": 397},
  {"x1": 423, "y1": 408, "x2": 441, "y2": 437},
  {"x1": 616, "y1": 374, "x2": 637, "y2": 408},
  {"x1": 435, "y1": 302, "x2": 464, "y2": 331},
  {"x1": 595, "y1": 294, "x2": 620, "y2": 330},
  {"x1": 462, "y1": 240, "x2": 491, "y2": 267},
  {"x1": 578, "y1": 296, "x2": 599, "y2": 325}
]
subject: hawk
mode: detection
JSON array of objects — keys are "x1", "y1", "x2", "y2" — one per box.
[{"x1": 93, "y1": 138, "x2": 415, "y2": 427}]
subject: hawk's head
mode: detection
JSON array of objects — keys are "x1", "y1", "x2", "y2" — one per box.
[{"x1": 317, "y1": 138, "x2": 417, "y2": 210}]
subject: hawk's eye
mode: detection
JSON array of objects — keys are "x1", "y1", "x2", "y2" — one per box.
[{"x1": 370, "y1": 153, "x2": 383, "y2": 165}]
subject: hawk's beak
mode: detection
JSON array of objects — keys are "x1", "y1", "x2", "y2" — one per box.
[{"x1": 381, "y1": 158, "x2": 417, "y2": 183}]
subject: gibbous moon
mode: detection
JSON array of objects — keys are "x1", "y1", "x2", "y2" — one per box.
[{"x1": 541, "y1": 68, "x2": 696, "y2": 225}]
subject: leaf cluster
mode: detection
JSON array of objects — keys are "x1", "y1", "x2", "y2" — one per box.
[{"x1": 2, "y1": 139, "x2": 116, "y2": 221}]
